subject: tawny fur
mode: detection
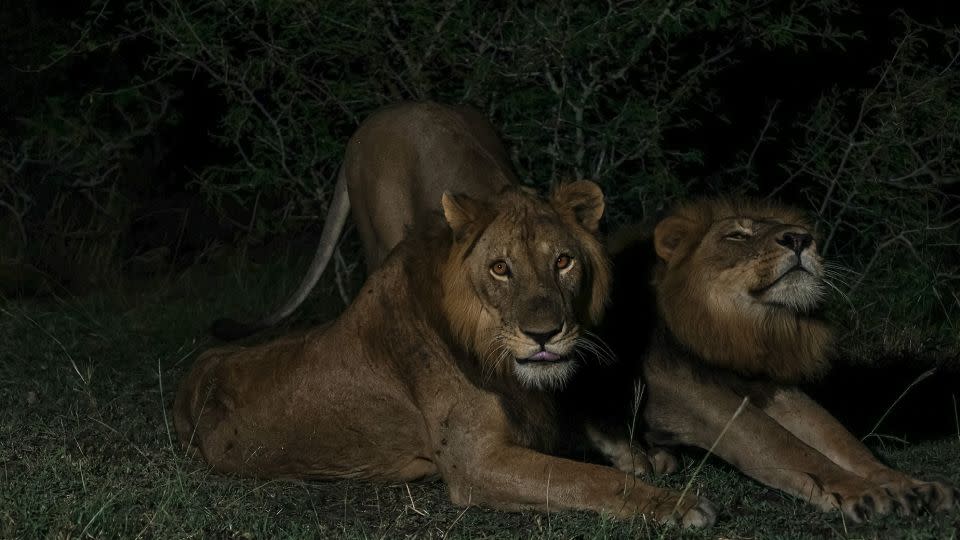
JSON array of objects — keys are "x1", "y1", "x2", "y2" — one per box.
[
  {"x1": 212, "y1": 102, "x2": 517, "y2": 339},
  {"x1": 174, "y1": 186, "x2": 717, "y2": 527},
  {"x1": 577, "y1": 197, "x2": 957, "y2": 524}
]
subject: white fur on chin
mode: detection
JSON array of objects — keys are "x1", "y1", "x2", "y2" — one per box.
[{"x1": 514, "y1": 360, "x2": 578, "y2": 390}]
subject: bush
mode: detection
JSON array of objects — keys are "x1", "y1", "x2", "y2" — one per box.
[{"x1": 2, "y1": 1, "x2": 957, "y2": 355}]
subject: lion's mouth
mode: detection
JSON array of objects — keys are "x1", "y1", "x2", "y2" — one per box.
[
  {"x1": 752, "y1": 264, "x2": 810, "y2": 295},
  {"x1": 516, "y1": 350, "x2": 565, "y2": 364},
  {"x1": 778, "y1": 265, "x2": 809, "y2": 280},
  {"x1": 747, "y1": 261, "x2": 825, "y2": 312}
]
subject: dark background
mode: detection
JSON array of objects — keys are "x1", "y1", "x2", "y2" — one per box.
[{"x1": 2, "y1": 0, "x2": 959, "y2": 438}]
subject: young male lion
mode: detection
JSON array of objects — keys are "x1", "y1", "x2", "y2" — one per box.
[
  {"x1": 174, "y1": 185, "x2": 716, "y2": 527},
  {"x1": 573, "y1": 198, "x2": 957, "y2": 522}
]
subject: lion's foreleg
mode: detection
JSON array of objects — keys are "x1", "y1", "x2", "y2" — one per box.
[
  {"x1": 440, "y1": 444, "x2": 714, "y2": 527},
  {"x1": 762, "y1": 388, "x2": 957, "y2": 513},
  {"x1": 643, "y1": 368, "x2": 911, "y2": 522}
]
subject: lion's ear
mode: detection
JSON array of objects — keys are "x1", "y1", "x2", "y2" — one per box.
[
  {"x1": 654, "y1": 215, "x2": 693, "y2": 263},
  {"x1": 552, "y1": 180, "x2": 605, "y2": 233},
  {"x1": 441, "y1": 192, "x2": 484, "y2": 237}
]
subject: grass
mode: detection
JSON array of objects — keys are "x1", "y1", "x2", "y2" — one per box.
[{"x1": 1, "y1": 256, "x2": 959, "y2": 539}]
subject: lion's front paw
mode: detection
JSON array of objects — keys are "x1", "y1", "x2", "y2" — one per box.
[
  {"x1": 878, "y1": 478, "x2": 957, "y2": 514},
  {"x1": 605, "y1": 445, "x2": 655, "y2": 477},
  {"x1": 676, "y1": 496, "x2": 717, "y2": 528},
  {"x1": 638, "y1": 492, "x2": 716, "y2": 528},
  {"x1": 830, "y1": 475, "x2": 958, "y2": 522},
  {"x1": 607, "y1": 445, "x2": 678, "y2": 477},
  {"x1": 610, "y1": 450, "x2": 654, "y2": 476},
  {"x1": 648, "y1": 446, "x2": 678, "y2": 476},
  {"x1": 829, "y1": 485, "x2": 902, "y2": 523}
]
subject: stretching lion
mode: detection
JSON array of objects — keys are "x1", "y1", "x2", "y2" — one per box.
[
  {"x1": 571, "y1": 198, "x2": 956, "y2": 522},
  {"x1": 212, "y1": 102, "x2": 515, "y2": 339},
  {"x1": 175, "y1": 184, "x2": 717, "y2": 527}
]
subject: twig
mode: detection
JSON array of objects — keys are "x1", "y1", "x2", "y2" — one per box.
[
  {"x1": 664, "y1": 396, "x2": 748, "y2": 534},
  {"x1": 405, "y1": 483, "x2": 428, "y2": 516},
  {"x1": 863, "y1": 368, "x2": 936, "y2": 442},
  {"x1": 443, "y1": 489, "x2": 471, "y2": 538}
]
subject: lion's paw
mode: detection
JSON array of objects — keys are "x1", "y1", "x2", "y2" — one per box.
[
  {"x1": 611, "y1": 451, "x2": 655, "y2": 477},
  {"x1": 608, "y1": 445, "x2": 678, "y2": 477},
  {"x1": 831, "y1": 485, "x2": 902, "y2": 522},
  {"x1": 677, "y1": 497, "x2": 717, "y2": 528},
  {"x1": 643, "y1": 492, "x2": 716, "y2": 529},
  {"x1": 648, "y1": 447, "x2": 678, "y2": 476},
  {"x1": 878, "y1": 478, "x2": 957, "y2": 514}
]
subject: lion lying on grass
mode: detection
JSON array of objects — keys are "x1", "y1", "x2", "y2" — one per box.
[
  {"x1": 174, "y1": 184, "x2": 717, "y2": 527},
  {"x1": 573, "y1": 198, "x2": 957, "y2": 522}
]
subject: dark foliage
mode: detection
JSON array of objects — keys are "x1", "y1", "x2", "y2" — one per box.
[{"x1": 2, "y1": 0, "x2": 959, "y2": 356}]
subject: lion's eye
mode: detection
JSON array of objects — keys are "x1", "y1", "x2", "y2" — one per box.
[
  {"x1": 490, "y1": 260, "x2": 511, "y2": 278},
  {"x1": 725, "y1": 231, "x2": 751, "y2": 241},
  {"x1": 556, "y1": 254, "x2": 573, "y2": 271}
]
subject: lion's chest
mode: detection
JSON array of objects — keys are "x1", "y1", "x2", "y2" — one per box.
[{"x1": 499, "y1": 393, "x2": 562, "y2": 453}]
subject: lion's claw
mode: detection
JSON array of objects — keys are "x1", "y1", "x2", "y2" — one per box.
[
  {"x1": 877, "y1": 478, "x2": 956, "y2": 515},
  {"x1": 836, "y1": 486, "x2": 900, "y2": 522}
]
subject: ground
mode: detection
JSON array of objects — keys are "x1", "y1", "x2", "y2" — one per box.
[{"x1": 2, "y1": 254, "x2": 958, "y2": 539}]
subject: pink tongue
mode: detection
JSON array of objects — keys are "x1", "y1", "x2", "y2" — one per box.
[{"x1": 530, "y1": 351, "x2": 561, "y2": 362}]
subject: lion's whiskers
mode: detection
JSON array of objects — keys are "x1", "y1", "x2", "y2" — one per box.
[
  {"x1": 823, "y1": 261, "x2": 861, "y2": 276},
  {"x1": 574, "y1": 330, "x2": 618, "y2": 366},
  {"x1": 822, "y1": 268, "x2": 853, "y2": 289},
  {"x1": 821, "y1": 276, "x2": 855, "y2": 312},
  {"x1": 481, "y1": 333, "x2": 511, "y2": 384}
]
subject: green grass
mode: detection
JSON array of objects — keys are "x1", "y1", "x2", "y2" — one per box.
[{"x1": 1, "y1": 258, "x2": 958, "y2": 539}]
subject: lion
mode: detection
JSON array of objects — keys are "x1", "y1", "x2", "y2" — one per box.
[
  {"x1": 174, "y1": 184, "x2": 718, "y2": 527},
  {"x1": 570, "y1": 198, "x2": 957, "y2": 522},
  {"x1": 211, "y1": 102, "x2": 516, "y2": 340}
]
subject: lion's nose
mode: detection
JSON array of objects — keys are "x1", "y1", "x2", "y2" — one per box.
[
  {"x1": 776, "y1": 231, "x2": 813, "y2": 255},
  {"x1": 522, "y1": 327, "x2": 562, "y2": 346}
]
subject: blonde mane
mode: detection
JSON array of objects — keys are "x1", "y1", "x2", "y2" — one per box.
[{"x1": 439, "y1": 187, "x2": 612, "y2": 382}]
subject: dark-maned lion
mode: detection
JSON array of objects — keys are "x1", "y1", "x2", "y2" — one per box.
[
  {"x1": 572, "y1": 198, "x2": 957, "y2": 522},
  {"x1": 211, "y1": 102, "x2": 516, "y2": 339},
  {"x1": 174, "y1": 184, "x2": 718, "y2": 527}
]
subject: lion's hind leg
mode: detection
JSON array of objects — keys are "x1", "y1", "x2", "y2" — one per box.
[{"x1": 172, "y1": 347, "x2": 246, "y2": 471}]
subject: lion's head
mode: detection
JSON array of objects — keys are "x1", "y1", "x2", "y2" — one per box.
[
  {"x1": 651, "y1": 198, "x2": 833, "y2": 382},
  {"x1": 438, "y1": 181, "x2": 611, "y2": 390}
]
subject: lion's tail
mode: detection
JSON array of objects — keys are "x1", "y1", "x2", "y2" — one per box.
[{"x1": 210, "y1": 167, "x2": 352, "y2": 340}]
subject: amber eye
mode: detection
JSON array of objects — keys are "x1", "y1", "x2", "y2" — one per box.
[
  {"x1": 490, "y1": 260, "x2": 511, "y2": 278},
  {"x1": 556, "y1": 254, "x2": 573, "y2": 270},
  {"x1": 725, "y1": 231, "x2": 751, "y2": 241}
]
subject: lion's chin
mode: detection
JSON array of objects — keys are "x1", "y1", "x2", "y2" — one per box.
[
  {"x1": 755, "y1": 270, "x2": 825, "y2": 312},
  {"x1": 513, "y1": 358, "x2": 577, "y2": 390}
]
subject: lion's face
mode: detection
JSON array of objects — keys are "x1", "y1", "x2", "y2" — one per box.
[
  {"x1": 440, "y1": 182, "x2": 611, "y2": 390},
  {"x1": 650, "y1": 199, "x2": 832, "y2": 381},
  {"x1": 666, "y1": 215, "x2": 826, "y2": 315}
]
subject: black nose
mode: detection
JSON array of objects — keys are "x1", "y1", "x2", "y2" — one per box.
[
  {"x1": 776, "y1": 231, "x2": 813, "y2": 254},
  {"x1": 522, "y1": 327, "x2": 562, "y2": 346}
]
